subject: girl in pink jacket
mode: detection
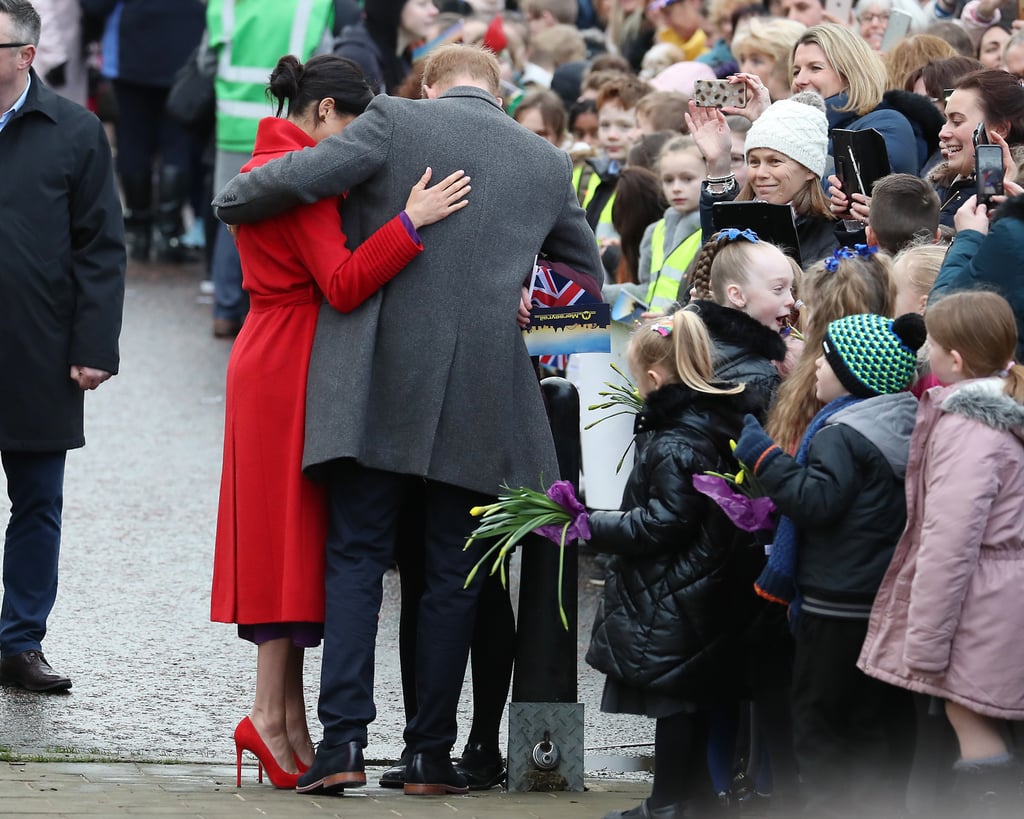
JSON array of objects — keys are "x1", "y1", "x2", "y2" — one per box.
[{"x1": 859, "y1": 291, "x2": 1024, "y2": 817}]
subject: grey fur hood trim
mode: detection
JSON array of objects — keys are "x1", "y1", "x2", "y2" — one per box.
[
  {"x1": 942, "y1": 378, "x2": 1024, "y2": 439},
  {"x1": 831, "y1": 391, "x2": 919, "y2": 479}
]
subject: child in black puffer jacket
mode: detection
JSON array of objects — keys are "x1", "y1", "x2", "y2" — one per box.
[{"x1": 585, "y1": 308, "x2": 757, "y2": 819}]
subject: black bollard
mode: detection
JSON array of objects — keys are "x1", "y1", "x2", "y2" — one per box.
[
  {"x1": 507, "y1": 376, "x2": 584, "y2": 791},
  {"x1": 513, "y1": 376, "x2": 580, "y2": 703}
]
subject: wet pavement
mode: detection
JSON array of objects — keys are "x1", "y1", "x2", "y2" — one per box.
[{"x1": 0, "y1": 258, "x2": 654, "y2": 779}]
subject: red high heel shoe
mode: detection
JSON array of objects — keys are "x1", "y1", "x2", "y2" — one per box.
[
  {"x1": 294, "y1": 754, "x2": 311, "y2": 774},
  {"x1": 234, "y1": 716, "x2": 301, "y2": 789}
]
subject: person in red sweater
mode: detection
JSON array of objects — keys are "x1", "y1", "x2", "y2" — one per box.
[{"x1": 209, "y1": 53, "x2": 470, "y2": 789}]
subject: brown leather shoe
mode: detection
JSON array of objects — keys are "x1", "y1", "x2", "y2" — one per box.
[{"x1": 0, "y1": 650, "x2": 72, "y2": 692}]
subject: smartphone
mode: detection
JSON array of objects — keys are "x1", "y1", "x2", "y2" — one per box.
[
  {"x1": 879, "y1": 9, "x2": 913, "y2": 52},
  {"x1": 973, "y1": 121, "x2": 989, "y2": 149},
  {"x1": 976, "y1": 144, "x2": 1005, "y2": 206},
  {"x1": 825, "y1": 0, "x2": 854, "y2": 22},
  {"x1": 692, "y1": 79, "x2": 747, "y2": 109}
]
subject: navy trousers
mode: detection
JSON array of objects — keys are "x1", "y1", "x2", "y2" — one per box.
[
  {"x1": 318, "y1": 461, "x2": 489, "y2": 755},
  {"x1": 1, "y1": 451, "x2": 66, "y2": 656}
]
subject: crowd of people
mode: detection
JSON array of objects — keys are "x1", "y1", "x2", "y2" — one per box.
[{"x1": 4, "y1": 0, "x2": 1024, "y2": 818}]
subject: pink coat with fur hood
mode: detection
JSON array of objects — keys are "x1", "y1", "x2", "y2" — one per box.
[{"x1": 858, "y1": 378, "x2": 1024, "y2": 720}]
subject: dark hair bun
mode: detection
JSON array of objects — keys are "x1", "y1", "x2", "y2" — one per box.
[
  {"x1": 268, "y1": 55, "x2": 303, "y2": 111},
  {"x1": 893, "y1": 312, "x2": 927, "y2": 353}
]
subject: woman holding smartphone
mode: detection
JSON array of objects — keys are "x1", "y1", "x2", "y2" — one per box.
[
  {"x1": 836, "y1": 69, "x2": 1024, "y2": 227},
  {"x1": 687, "y1": 91, "x2": 839, "y2": 265},
  {"x1": 724, "y1": 25, "x2": 933, "y2": 175}
]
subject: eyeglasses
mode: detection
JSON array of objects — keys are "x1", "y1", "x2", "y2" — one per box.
[
  {"x1": 0, "y1": 43, "x2": 29, "y2": 48},
  {"x1": 858, "y1": 11, "x2": 890, "y2": 22}
]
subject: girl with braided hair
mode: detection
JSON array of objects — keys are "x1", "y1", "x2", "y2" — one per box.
[
  {"x1": 679, "y1": 227, "x2": 803, "y2": 809},
  {"x1": 682, "y1": 228, "x2": 797, "y2": 416}
]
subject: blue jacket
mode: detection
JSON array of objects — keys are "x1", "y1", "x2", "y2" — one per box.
[
  {"x1": 931, "y1": 194, "x2": 1024, "y2": 362},
  {"x1": 826, "y1": 91, "x2": 919, "y2": 176}
]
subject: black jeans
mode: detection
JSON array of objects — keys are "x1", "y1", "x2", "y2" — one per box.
[
  {"x1": 318, "y1": 462, "x2": 490, "y2": 755},
  {"x1": 791, "y1": 611, "x2": 916, "y2": 818}
]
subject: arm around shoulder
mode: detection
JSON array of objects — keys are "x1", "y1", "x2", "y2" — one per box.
[{"x1": 214, "y1": 102, "x2": 393, "y2": 224}]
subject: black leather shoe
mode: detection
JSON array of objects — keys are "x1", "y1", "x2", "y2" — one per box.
[
  {"x1": 453, "y1": 741, "x2": 506, "y2": 790},
  {"x1": 379, "y1": 748, "x2": 412, "y2": 788},
  {"x1": 404, "y1": 750, "x2": 469, "y2": 795},
  {"x1": 0, "y1": 650, "x2": 71, "y2": 693},
  {"x1": 295, "y1": 740, "x2": 365, "y2": 794}
]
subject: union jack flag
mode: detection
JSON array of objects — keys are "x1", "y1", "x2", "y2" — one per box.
[{"x1": 529, "y1": 260, "x2": 602, "y2": 370}]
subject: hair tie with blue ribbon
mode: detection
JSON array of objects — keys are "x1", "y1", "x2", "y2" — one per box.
[
  {"x1": 824, "y1": 243, "x2": 879, "y2": 273},
  {"x1": 716, "y1": 228, "x2": 760, "y2": 244}
]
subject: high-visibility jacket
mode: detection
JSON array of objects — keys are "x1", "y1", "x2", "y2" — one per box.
[
  {"x1": 645, "y1": 220, "x2": 702, "y2": 311},
  {"x1": 573, "y1": 162, "x2": 617, "y2": 245},
  {"x1": 207, "y1": 0, "x2": 335, "y2": 153}
]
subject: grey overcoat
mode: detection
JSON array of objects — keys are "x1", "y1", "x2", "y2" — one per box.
[{"x1": 214, "y1": 86, "x2": 603, "y2": 495}]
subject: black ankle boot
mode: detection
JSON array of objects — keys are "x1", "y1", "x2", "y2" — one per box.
[
  {"x1": 153, "y1": 165, "x2": 192, "y2": 264},
  {"x1": 453, "y1": 741, "x2": 506, "y2": 790},
  {"x1": 120, "y1": 172, "x2": 152, "y2": 262}
]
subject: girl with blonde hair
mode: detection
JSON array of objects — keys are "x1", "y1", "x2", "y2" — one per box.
[{"x1": 586, "y1": 308, "x2": 757, "y2": 818}]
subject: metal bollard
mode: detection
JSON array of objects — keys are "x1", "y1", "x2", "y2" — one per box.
[{"x1": 507, "y1": 376, "x2": 585, "y2": 792}]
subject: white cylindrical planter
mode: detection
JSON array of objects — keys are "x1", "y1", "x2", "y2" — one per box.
[{"x1": 570, "y1": 322, "x2": 635, "y2": 510}]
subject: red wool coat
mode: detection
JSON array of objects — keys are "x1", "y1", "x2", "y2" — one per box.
[{"x1": 210, "y1": 117, "x2": 422, "y2": 626}]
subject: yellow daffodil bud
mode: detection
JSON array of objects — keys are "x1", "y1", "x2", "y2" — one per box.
[
  {"x1": 470, "y1": 506, "x2": 487, "y2": 516},
  {"x1": 729, "y1": 439, "x2": 738, "y2": 452},
  {"x1": 735, "y1": 469, "x2": 745, "y2": 486}
]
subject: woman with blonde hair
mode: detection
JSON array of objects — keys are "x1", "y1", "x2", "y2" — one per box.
[
  {"x1": 731, "y1": 17, "x2": 806, "y2": 102},
  {"x1": 883, "y1": 34, "x2": 957, "y2": 91},
  {"x1": 790, "y1": 24, "x2": 927, "y2": 175}
]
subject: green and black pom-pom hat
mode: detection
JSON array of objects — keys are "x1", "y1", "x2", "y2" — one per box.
[{"x1": 822, "y1": 313, "x2": 927, "y2": 398}]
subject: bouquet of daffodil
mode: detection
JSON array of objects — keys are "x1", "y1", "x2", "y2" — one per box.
[
  {"x1": 584, "y1": 362, "x2": 643, "y2": 472},
  {"x1": 464, "y1": 480, "x2": 590, "y2": 630},
  {"x1": 692, "y1": 440, "x2": 776, "y2": 532}
]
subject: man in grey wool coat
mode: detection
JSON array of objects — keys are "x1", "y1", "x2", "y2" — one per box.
[{"x1": 214, "y1": 44, "x2": 602, "y2": 796}]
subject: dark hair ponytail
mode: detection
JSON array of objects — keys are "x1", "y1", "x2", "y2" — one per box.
[{"x1": 267, "y1": 54, "x2": 374, "y2": 121}]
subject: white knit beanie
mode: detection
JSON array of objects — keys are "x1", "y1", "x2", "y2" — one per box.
[{"x1": 745, "y1": 92, "x2": 829, "y2": 179}]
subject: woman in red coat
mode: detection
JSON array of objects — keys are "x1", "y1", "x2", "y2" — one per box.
[{"x1": 210, "y1": 54, "x2": 470, "y2": 788}]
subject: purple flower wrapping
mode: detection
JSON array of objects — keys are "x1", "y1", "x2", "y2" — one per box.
[
  {"x1": 692, "y1": 474, "x2": 777, "y2": 532},
  {"x1": 535, "y1": 480, "x2": 592, "y2": 543}
]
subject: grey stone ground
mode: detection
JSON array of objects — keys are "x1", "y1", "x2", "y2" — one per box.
[
  {"x1": 0, "y1": 760, "x2": 653, "y2": 817},
  {"x1": 0, "y1": 259, "x2": 654, "y2": 776}
]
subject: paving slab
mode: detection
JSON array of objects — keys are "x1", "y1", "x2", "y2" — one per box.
[{"x1": 1, "y1": 762, "x2": 652, "y2": 818}]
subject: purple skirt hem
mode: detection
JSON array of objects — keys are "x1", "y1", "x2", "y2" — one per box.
[{"x1": 237, "y1": 622, "x2": 323, "y2": 648}]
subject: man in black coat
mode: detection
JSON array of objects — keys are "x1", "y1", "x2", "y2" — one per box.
[{"x1": 0, "y1": 0, "x2": 125, "y2": 693}]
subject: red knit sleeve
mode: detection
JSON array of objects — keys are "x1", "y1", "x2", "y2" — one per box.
[{"x1": 284, "y1": 197, "x2": 423, "y2": 313}]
